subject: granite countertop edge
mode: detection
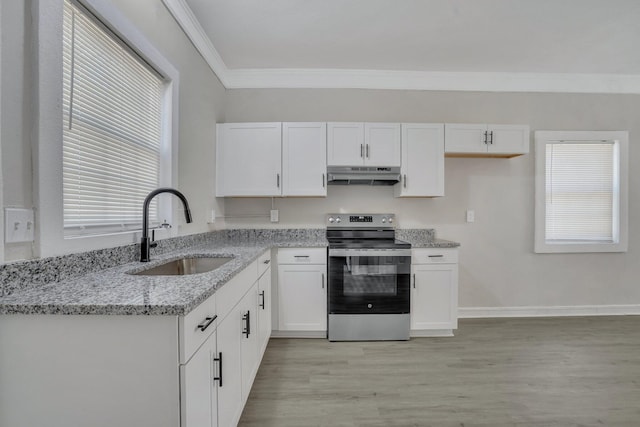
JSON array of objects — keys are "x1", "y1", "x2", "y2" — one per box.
[{"x1": 0, "y1": 232, "x2": 459, "y2": 316}]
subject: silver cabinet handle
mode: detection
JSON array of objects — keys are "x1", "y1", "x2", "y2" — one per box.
[
  {"x1": 276, "y1": 173, "x2": 280, "y2": 188},
  {"x1": 404, "y1": 174, "x2": 407, "y2": 188},
  {"x1": 428, "y1": 255, "x2": 444, "y2": 258},
  {"x1": 294, "y1": 255, "x2": 310, "y2": 258},
  {"x1": 263, "y1": 259, "x2": 271, "y2": 264},
  {"x1": 489, "y1": 131, "x2": 494, "y2": 144},
  {"x1": 483, "y1": 131, "x2": 488, "y2": 145},
  {"x1": 366, "y1": 144, "x2": 370, "y2": 158},
  {"x1": 322, "y1": 173, "x2": 325, "y2": 188},
  {"x1": 360, "y1": 144, "x2": 364, "y2": 158},
  {"x1": 412, "y1": 273, "x2": 416, "y2": 289},
  {"x1": 321, "y1": 273, "x2": 325, "y2": 289}
]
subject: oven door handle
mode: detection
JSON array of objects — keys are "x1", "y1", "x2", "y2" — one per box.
[{"x1": 329, "y1": 249, "x2": 412, "y2": 257}]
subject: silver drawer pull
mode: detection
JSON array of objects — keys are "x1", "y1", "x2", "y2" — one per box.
[
  {"x1": 428, "y1": 255, "x2": 444, "y2": 258},
  {"x1": 294, "y1": 255, "x2": 310, "y2": 258}
]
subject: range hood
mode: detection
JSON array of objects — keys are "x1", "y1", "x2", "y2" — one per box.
[{"x1": 326, "y1": 166, "x2": 401, "y2": 186}]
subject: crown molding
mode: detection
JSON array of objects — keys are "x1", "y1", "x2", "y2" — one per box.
[
  {"x1": 162, "y1": 0, "x2": 229, "y2": 87},
  {"x1": 164, "y1": 0, "x2": 640, "y2": 94}
]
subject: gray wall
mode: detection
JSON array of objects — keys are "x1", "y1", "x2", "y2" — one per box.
[
  {"x1": 224, "y1": 89, "x2": 640, "y2": 310},
  {"x1": 0, "y1": 0, "x2": 226, "y2": 261}
]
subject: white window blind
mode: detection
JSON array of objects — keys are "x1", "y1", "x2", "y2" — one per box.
[
  {"x1": 545, "y1": 142, "x2": 618, "y2": 243},
  {"x1": 62, "y1": 0, "x2": 164, "y2": 235}
]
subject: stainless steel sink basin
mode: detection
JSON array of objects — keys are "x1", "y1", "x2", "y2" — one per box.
[{"x1": 132, "y1": 257, "x2": 233, "y2": 276}]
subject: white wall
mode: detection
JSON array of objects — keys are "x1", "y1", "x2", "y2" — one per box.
[
  {"x1": 0, "y1": 0, "x2": 226, "y2": 261},
  {"x1": 1, "y1": 1, "x2": 34, "y2": 261},
  {"x1": 223, "y1": 89, "x2": 640, "y2": 310}
]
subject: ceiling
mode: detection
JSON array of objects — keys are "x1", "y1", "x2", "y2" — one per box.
[{"x1": 164, "y1": 0, "x2": 640, "y2": 93}]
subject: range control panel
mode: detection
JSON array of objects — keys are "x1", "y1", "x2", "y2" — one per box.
[{"x1": 327, "y1": 213, "x2": 395, "y2": 228}]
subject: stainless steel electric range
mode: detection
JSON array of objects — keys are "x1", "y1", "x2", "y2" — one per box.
[{"x1": 326, "y1": 214, "x2": 411, "y2": 341}]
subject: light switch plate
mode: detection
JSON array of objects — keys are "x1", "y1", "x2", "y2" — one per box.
[
  {"x1": 5, "y1": 208, "x2": 35, "y2": 243},
  {"x1": 270, "y1": 209, "x2": 279, "y2": 223}
]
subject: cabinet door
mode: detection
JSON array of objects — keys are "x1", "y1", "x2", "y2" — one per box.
[
  {"x1": 181, "y1": 331, "x2": 217, "y2": 427},
  {"x1": 396, "y1": 124, "x2": 444, "y2": 197},
  {"x1": 364, "y1": 123, "x2": 401, "y2": 166},
  {"x1": 277, "y1": 264, "x2": 327, "y2": 331},
  {"x1": 487, "y1": 124, "x2": 530, "y2": 155},
  {"x1": 283, "y1": 122, "x2": 327, "y2": 196},
  {"x1": 257, "y1": 267, "x2": 272, "y2": 357},
  {"x1": 216, "y1": 123, "x2": 282, "y2": 196},
  {"x1": 411, "y1": 264, "x2": 458, "y2": 330},
  {"x1": 444, "y1": 123, "x2": 488, "y2": 153},
  {"x1": 240, "y1": 287, "x2": 259, "y2": 403},
  {"x1": 327, "y1": 122, "x2": 365, "y2": 166},
  {"x1": 216, "y1": 310, "x2": 243, "y2": 427}
]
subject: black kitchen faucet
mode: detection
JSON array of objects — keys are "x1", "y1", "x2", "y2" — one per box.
[{"x1": 140, "y1": 188, "x2": 192, "y2": 262}]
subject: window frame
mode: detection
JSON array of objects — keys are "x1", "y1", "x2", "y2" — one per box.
[
  {"x1": 534, "y1": 130, "x2": 629, "y2": 254},
  {"x1": 34, "y1": 0, "x2": 180, "y2": 257}
]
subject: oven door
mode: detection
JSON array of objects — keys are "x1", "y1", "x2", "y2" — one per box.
[{"x1": 328, "y1": 249, "x2": 411, "y2": 314}]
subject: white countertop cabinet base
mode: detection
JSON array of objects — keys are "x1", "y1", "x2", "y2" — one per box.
[
  {"x1": 274, "y1": 248, "x2": 327, "y2": 338},
  {"x1": 0, "y1": 251, "x2": 273, "y2": 427},
  {"x1": 410, "y1": 248, "x2": 459, "y2": 337}
]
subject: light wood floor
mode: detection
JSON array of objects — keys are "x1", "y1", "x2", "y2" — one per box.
[{"x1": 239, "y1": 316, "x2": 640, "y2": 427}]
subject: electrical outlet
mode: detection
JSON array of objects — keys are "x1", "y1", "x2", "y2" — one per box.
[
  {"x1": 466, "y1": 210, "x2": 475, "y2": 223},
  {"x1": 270, "y1": 209, "x2": 279, "y2": 223},
  {"x1": 210, "y1": 209, "x2": 216, "y2": 224}
]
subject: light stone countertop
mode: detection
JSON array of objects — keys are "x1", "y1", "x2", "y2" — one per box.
[{"x1": 0, "y1": 229, "x2": 458, "y2": 316}]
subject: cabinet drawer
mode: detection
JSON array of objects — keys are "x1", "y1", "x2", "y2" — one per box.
[
  {"x1": 412, "y1": 248, "x2": 458, "y2": 264},
  {"x1": 179, "y1": 294, "x2": 217, "y2": 363},
  {"x1": 258, "y1": 249, "x2": 272, "y2": 277},
  {"x1": 278, "y1": 248, "x2": 326, "y2": 264}
]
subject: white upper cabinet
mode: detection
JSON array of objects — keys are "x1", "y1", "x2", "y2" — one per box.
[
  {"x1": 327, "y1": 122, "x2": 365, "y2": 166},
  {"x1": 216, "y1": 123, "x2": 282, "y2": 197},
  {"x1": 327, "y1": 122, "x2": 401, "y2": 167},
  {"x1": 445, "y1": 123, "x2": 530, "y2": 157},
  {"x1": 364, "y1": 123, "x2": 401, "y2": 166},
  {"x1": 395, "y1": 123, "x2": 444, "y2": 197},
  {"x1": 282, "y1": 122, "x2": 327, "y2": 196}
]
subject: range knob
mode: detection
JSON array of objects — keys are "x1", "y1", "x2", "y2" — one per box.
[
  {"x1": 328, "y1": 217, "x2": 335, "y2": 223},
  {"x1": 381, "y1": 218, "x2": 386, "y2": 223},
  {"x1": 335, "y1": 217, "x2": 342, "y2": 223},
  {"x1": 388, "y1": 217, "x2": 393, "y2": 224}
]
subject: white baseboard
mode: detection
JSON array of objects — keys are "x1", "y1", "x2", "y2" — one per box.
[
  {"x1": 458, "y1": 304, "x2": 640, "y2": 318},
  {"x1": 411, "y1": 329, "x2": 454, "y2": 337},
  {"x1": 271, "y1": 330, "x2": 326, "y2": 339}
]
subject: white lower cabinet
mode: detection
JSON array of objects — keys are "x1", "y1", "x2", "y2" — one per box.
[
  {"x1": 0, "y1": 249, "x2": 266, "y2": 427},
  {"x1": 411, "y1": 248, "x2": 459, "y2": 336},
  {"x1": 216, "y1": 301, "x2": 246, "y2": 427},
  {"x1": 257, "y1": 263, "x2": 272, "y2": 356},
  {"x1": 276, "y1": 248, "x2": 327, "y2": 336},
  {"x1": 239, "y1": 285, "x2": 259, "y2": 403},
  {"x1": 181, "y1": 330, "x2": 218, "y2": 427}
]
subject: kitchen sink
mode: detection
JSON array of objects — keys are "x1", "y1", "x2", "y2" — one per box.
[{"x1": 131, "y1": 256, "x2": 233, "y2": 276}]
